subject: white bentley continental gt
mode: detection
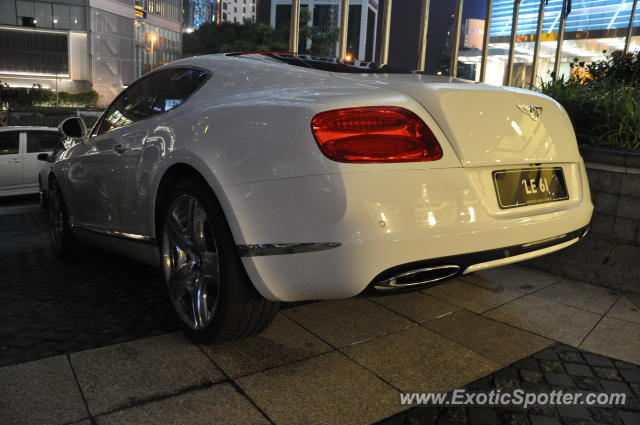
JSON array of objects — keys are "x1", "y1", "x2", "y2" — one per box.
[{"x1": 43, "y1": 53, "x2": 593, "y2": 342}]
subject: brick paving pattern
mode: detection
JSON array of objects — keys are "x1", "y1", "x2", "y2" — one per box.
[
  {"x1": 0, "y1": 208, "x2": 308, "y2": 368},
  {"x1": 377, "y1": 344, "x2": 640, "y2": 425},
  {"x1": 0, "y1": 211, "x2": 178, "y2": 367}
]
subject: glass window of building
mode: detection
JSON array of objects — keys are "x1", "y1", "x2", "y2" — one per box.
[
  {"x1": 458, "y1": 0, "x2": 640, "y2": 87},
  {"x1": 456, "y1": 0, "x2": 639, "y2": 86}
]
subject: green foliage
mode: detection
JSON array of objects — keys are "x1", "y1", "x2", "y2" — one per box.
[
  {"x1": 540, "y1": 79, "x2": 640, "y2": 150},
  {"x1": 183, "y1": 21, "x2": 288, "y2": 56},
  {"x1": 539, "y1": 51, "x2": 640, "y2": 151},
  {"x1": 0, "y1": 82, "x2": 100, "y2": 107},
  {"x1": 580, "y1": 50, "x2": 640, "y2": 86},
  {"x1": 57, "y1": 90, "x2": 100, "y2": 107},
  {"x1": 6, "y1": 107, "x2": 100, "y2": 127},
  {"x1": 298, "y1": 8, "x2": 338, "y2": 56}
]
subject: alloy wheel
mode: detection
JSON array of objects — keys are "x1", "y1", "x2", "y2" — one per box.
[
  {"x1": 161, "y1": 194, "x2": 220, "y2": 330},
  {"x1": 48, "y1": 183, "x2": 64, "y2": 251}
]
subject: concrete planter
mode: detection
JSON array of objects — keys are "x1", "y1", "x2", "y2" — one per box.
[
  {"x1": 581, "y1": 146, "x2": 640, "y2": 246},
  {"x1": 524, "y1": 146, "x2": 640, "y2": 295}
]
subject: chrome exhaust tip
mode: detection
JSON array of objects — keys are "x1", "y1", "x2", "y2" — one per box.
[
  {"x1": 372, "y1": 265, "x2": 461, "y2": 291},
  {"x1": 581, "y1": 226, "x2": 590, "y2": 239}
]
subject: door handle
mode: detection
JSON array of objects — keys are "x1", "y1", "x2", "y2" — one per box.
[
  {"x1": 113, "y1": 144, "x2": 128, "y2": 154},
  {"x1": 8, "y1": 158, "x2": 22, "y2": 163}
]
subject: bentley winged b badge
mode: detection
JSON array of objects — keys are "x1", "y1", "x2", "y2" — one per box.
[{"x1": 517, "y1": 104, "x2": 543, "y2": 121}]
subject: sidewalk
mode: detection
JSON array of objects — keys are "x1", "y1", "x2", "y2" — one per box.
[{"x1": 2, "y1": 265, "x2": 639, "y2": 425}]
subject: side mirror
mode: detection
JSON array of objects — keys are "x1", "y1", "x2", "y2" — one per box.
[
  {"x1": 37, "y1": 153, "x2": 52, "y2": 162},
  {"x1": 59, "y1": 116, "x2": 87, "y2": 139}
]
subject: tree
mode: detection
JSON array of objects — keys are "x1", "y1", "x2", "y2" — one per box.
[
  {"x1": 298, "y1": 8, "x2": 338, "y2": 56},
  {"x1": 182, "y1": 21, "x2": 288, "y2": 57},
  {"x1": 182, "y1": 11, "x2": 339, "y2": 58}
]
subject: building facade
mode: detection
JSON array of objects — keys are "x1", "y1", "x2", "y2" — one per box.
[
  {"x1": 267, "y1": 0, "x2": 377, "y2": 60},
  {"x1": 0, "y1": 0, "x2": 182, "y2": 106},
  {"x1": 220, "y1": 0, "x2": 256, "y2": 23},
  {"x1": 184, "y1": 0, "x2": 215, "y2": 29},
  {"x1": 464, "y1": 18, "x2": 484, "y2": 50},
  {"x1": 465, "y1": 0, "x2": 640, "y2": 85}
]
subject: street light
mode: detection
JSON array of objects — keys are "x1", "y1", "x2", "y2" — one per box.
[{"x1": 149, "y1": 34, "x2": 157, "y2": 70}]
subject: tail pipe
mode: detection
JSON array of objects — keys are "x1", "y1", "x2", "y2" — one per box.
[{"x1": 372, "y1": 265, "x2": 461, "y2": 291}]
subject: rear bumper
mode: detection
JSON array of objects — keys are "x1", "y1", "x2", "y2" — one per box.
[
  {"x1": 368, "y1": 225, "x2": 588, "y2": 290},
  {"x1": 221, "y1": 166, "x2": 593, "y2": 302}
]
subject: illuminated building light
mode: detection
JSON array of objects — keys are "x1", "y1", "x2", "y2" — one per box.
[{"x1": 0, "y1": 71, "x2": 70, "y2": 78}]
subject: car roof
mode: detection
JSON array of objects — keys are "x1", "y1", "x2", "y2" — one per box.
[{"x1": 0, "y1": 126, "x2": 59, "y2": 132}]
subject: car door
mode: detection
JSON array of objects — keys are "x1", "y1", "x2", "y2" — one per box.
[
  {"x1": 124, "y1": 67, "x2": 210, "y2": 235},
  {"x1": 24, "y1": 130, "x2": 62, "y2": 187},
  {"x1": 64, "y1": 70, "x2": 172, "y2": 233},
  {"x1": 0, "y1": 131, "x2": 23, "y2": 190}
]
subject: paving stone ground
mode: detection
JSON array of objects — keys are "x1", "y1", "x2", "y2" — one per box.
[
  {"x1": 377, "y1": 344, "x2": 640, "y2": 425},
  {"x1": 524, "y1": 233, "x2": 640, "y2": 296},
  {"x1": 0, "y1": 206, "x2": 179, "y2": 367},
  {"x1": 0, "y1": 200, "x2": 312, "y2": 367},
  {"x1": 2, "y1": 196, "x2": 640, "y2": 425}
]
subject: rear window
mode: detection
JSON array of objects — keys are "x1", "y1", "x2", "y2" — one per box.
[
  {"x1": 27, "y1": 131, "x2": 62, "y2": 153},
  {"x1": 153, "y1": 68, "x2": 209, "y2": 113},
  {"x1": 228, "y1": 52, "x2": 412, "y2": 74}
]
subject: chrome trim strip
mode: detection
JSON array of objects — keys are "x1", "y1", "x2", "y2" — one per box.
[
  {"x1": 520, "y1": 233, "x2": 567, "y2": 249},
  {"x1": 237, "y1": 242, "x2": 341, "y2": 257},
  {"x1": 464, "y1": 238, "x2": 579, "y2": 274},
  {"x1": 71, "y1": 223, "x2": 156, "y2": 244},
  {"x1": 373, "y1": 265, "x2": 461, "y2": 291}
]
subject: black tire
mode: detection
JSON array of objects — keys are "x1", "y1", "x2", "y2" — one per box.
[
  {"x1": 48, "y1": 178, "x2": 75, "y2": 258},
  {"x1": 159, "y1": 178, "x2": 279, "y2": 344}
]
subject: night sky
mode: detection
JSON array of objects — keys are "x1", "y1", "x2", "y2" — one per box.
[
  {"x1": 464, "y1": 0, "x2": 487, "y2": 20},
  {"x1": 422, "y1": 0, "x2": 488, "y2": 73}
]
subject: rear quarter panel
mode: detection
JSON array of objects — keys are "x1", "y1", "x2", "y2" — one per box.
[{"x1": 133, "y1": 57, "x2": 463, "y2": 240}]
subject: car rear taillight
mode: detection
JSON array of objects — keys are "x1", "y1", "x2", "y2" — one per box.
[{"x1": 310, "y1": 106, "x2": 442, "y2": 163}]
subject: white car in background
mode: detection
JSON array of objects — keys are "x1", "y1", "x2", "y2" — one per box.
[
  {"x1": 0, "y1": 126, "x2": 61, "y2": 202},
  {"x1": 44, "y1": 53, "x2": 593, "y2": 343}
]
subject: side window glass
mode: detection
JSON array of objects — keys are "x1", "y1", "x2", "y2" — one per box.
[
  {"x1": 90, "y1": 114, "x2": 105, "y2": 138},
  {"x1": 0, "y1": 132, "x2": 19, "y2": 155},
  {"x1": 152, "y1": 69, "x2": 208, "y2": 113},
  {"x1": 97, "y1": 70, "x2": 172, "y2": 135},
  {"x1": 27, "y1": 131, "x2": 62, "y2": 153}
]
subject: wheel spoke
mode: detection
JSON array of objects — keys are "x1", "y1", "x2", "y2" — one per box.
[
  {"x1": 191, "y1": 202, "x2": 208, "y2": 253},
  {"x1": 168, "y1": 264, "x2": 192, "y2": 301},
  {"x1": 192, "y1": 277, "x2": 209, "y2": 329},
  {"x1": 162, "y1": 193, "x2": 220, "y2": 331},
  {"x1": 166, "y1": 213, "x2": 194, "y2": 255},
  {"x1": 201, "y1": 251, "x2": 219, "y2": 281}
]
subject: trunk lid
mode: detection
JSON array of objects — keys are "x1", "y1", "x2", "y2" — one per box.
[{"x1": 331, "y1": 73, "x2": 580, "y2": 167}]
